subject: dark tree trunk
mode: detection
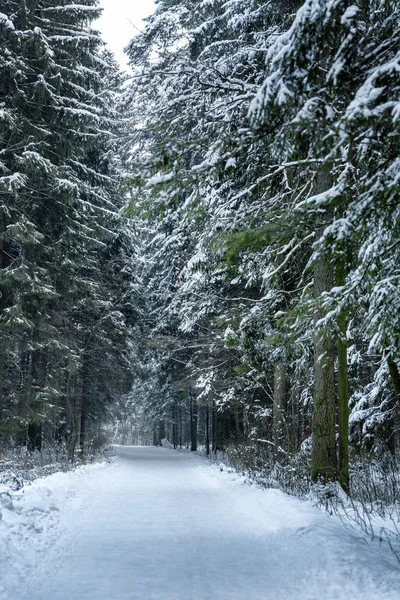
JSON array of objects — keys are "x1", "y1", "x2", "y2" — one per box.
[
  {"x1": 387, "y1": 356, "x2": 400, "y2": 454},
  {"x1": 158, "y1": 420, "x2": 166, "y2": 443},
  {"x1": 311, "y1": 170, "x2": 338, "y2": 482},
  {"x1": 27, "y1": 345, "x2": 47, "y2": 453},
  {"x1": 179, "y1": 404, "x2": 182, "y2": 448},
  {"x1": 233, "y1": 405, "x2": 241, "y2": 441},
  {"x1": 336, "y1": 261, "x2": 349, "y2": 493},
  {"x1": 337, "y1": 310, "x2": 349, "y2": 491},
  {"x1": 190, "y1": 392, "x2": 197, "y2": 452},
  {"x1": 273, "y1": 362, "x2": 287, "y2": 459},
  {"x1": 388, "y1": 357, "x2": 400, "y2": 401},
  {"x1": 0, "y1": 211, "x2": 10, "y2": 430},
  {"x1": 311, "y1": 260, "x2": 337, "y2": 482},
  {"x1": 212, "y1": 402, "x2": 216, "y2": 453},
  {"x1": 64, "y1": 372, "x2": 78, "y2": 461},
  {"x1": 205, "y1": 404, "x2": 210, "y2": 456},
  {"x1": 172, "y1": 402, "x2": 177, "y2": 449},
  {"x1": 28, "y1": 423, "x2": 42, "y2": 452},
  {"x1": 79, "y1": 351, "x2": 89, "y2": 453}
]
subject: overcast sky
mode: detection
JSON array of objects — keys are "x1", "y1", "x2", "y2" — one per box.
[{"x1": 96, "y1": 0, "x2": 155, "y2": 68}]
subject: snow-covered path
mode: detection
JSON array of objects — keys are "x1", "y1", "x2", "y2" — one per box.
[{"x1": 1, "y1": 446, "x2": 400, "y2": 600}]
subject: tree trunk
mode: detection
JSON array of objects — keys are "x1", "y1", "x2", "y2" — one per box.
[
  {"x1": 311, "y1": 169, "x2": 338, "y2": 482},
  {"x1": 79, "y1": 351, "x2": 89, "y2": 454},
  {"x1": 158, "y1": 420, "x2": 166, "y2": 443},
  {"x1": 153, "y1": 426, "x2": 158, "y2": 446},
  {"x1": 311, "y1": 264, "x2": 337, "y2": 482},
  {"x1": 205, "y1": 404, "x2": 210, "y2": 456},
  {"x1": 336, "y1": 262, "x2": 349, "y2": 493},
  {"x1": 273, "y1": 362, "x2": 287, "y2": 459},
  {"x1": 0, "y1": 333, "x2": 4, "y2": 434},
  {"x1": 190, "y1": 392, "x2": 197, "y2": 452},
  {"x1": 179, "y1": 404, "x2": 182, "y2": 448},
  {"x1": 212, "y1": 401, "x2": 216, "y2": 453},
  {"x1": 172, "y1": 402, "x2": 177, "y2": 449},
  {"x1": 27, "y1": 423, "x2": 42, "y2": 452},
  {"x1": 387, "y1": 356, "x2": 400, "y2": 454},
  {"x1": 233, "y1": 405, "x2": 241, "y2": 441},
  {"x1": 27, "y1": 344, "x2": 47, "y2": 453},
  {"x1": 388, "y1": 357, "x2": 400, "y2": 398},
  {"x1": 64, "y1": 371, "x2": 78, "y2": 461},
  {"x1": 0, "y1": 211, "x2": 10, "y2": 432}
]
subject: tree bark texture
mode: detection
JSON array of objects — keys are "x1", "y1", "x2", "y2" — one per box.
[
  {"x1": 205, "y1": 404, "x2": 210, "y2": 456},
  {"x1": 311, "y1": 169, "x2": 338, "y2": 482},
  {"x1": 0, "y1": 211, "x2": 10, "y2": 429},
  {"x1": 387, "y1": 356, "x2": 400, "y2": 454},
  {"x1": 172, "y1": 403, "x2": 177, "y2": 448},
  {"x1": 273, "y1": 362, "x2": 287, "y2": 458},
  {"x1": 336, "y1": 261, "x2": 349, "y2": 492},
  {"x1": 190, "y1": 393, "x2": 197, "y2": 452},
  {"x1": 79, "y1": 351, "x2": 89, "y2": 452},
  {"x1": 27, "y1": 342, "x2": 47, "y2": 452}
]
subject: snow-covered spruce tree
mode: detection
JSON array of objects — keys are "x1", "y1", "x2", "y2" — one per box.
[
  {"x1": 249, "y1": 0, "x2": 400, "y2": 483},
  {"x1": 181, "y1": 0, "x2": 310, "y2": 456},
  {"x1": 0, "y1": 1, "x2": 136, "y2": 454},
  {"x1": 339, "y1": 0, "x2": 400, "y2": 456},
  {"x1": 248, "y1": 0, "x2": 363, "y2": 486},
  {"x1": 125, "y1": 0, "x2": 308, "y2": 452},
  {"x1": 0, "y1": 9, "x2": 22, "y2": 435},
  {"x1": 126, "y1": 0, "x2": 399, "y2": 470},
  {"x1": 0, "y1": 2, "x2": 58, "y2": 446}
]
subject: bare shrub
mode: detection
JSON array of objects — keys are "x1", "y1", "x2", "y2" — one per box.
[{"x1": 219, "y1": 442, "x2": 400, "y2": 560}]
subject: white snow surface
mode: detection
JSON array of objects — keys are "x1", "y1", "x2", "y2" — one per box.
[{"x1": 1, "y1": 446, "x2": 400, "y2": 600}]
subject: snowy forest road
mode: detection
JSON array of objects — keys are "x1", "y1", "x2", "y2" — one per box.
[{"x1": 2, "y1": 446, "x2": 400, "y2": 600}]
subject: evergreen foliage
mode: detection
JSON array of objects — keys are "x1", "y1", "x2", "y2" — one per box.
[
  {"x1": 1, "y1": 0, "x2": 399, "y2": 492},
  {"x1": 0, "y1": 1, "x2": 137, "y2": 456},
  {"x1": 124, "y1": 0, "x2": 400, "y2": 487}
]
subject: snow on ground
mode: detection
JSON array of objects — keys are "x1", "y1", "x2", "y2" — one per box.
[{"x1": 1, "y1": 446, "x2": 400, "y2": 600}]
